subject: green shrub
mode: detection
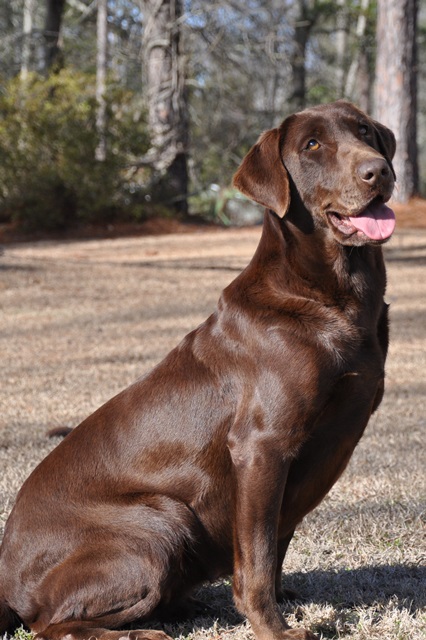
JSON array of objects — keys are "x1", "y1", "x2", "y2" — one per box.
[{"x1": 0, "y1": 70, "x2": 150, "y2": 230}]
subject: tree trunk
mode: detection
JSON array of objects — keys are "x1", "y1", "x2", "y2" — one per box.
[
  {"x1": 142, "y1": 0, "x2": 189, "y2": 215},
  {"x1": 357, "y1": 49, "x2": 371, "y2": 114},
  {"x1": 21, "y1": 0, "x2": 34, "y2": 80},
  {"x1": 290, "y1": 1, "x2": 312, "y2": 112},
  {"x1": 44, "y1": 0, "x2": 66, "y2": 72},
  {"x1": 374, "y1": 0, "x2": 418, "y2": 202},
  {"x1": 95, "y1": 0, "x2": 108, "y2": 162},
  {"x1": 344, "y1": 0, "x2": 370, "y2": 109},
  {"x1": 335, "y1": 0, "x2": 347, "y2": 97}
]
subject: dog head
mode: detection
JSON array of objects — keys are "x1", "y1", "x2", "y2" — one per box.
[{"x1": 233, "y1": 101, "x2": 396, "y2": 246}]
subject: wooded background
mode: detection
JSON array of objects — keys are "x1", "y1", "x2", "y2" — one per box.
[{"x1": 0, "y1": 0, "x2": 423, "y2": 231}]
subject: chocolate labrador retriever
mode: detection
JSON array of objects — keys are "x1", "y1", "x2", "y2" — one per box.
[{"x1": 0, "y1": 101, "x2": 396, "y2": 640}]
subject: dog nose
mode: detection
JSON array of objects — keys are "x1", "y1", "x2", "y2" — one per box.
[{"x1": 357, "y1": 157, "x2": 390, "y2": 186}]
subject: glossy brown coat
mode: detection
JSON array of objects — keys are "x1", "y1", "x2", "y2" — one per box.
[{"x1": 0, "y1": 101, "x2": 396, "y2": 640}]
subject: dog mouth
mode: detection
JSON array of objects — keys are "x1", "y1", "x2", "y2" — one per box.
[{"x1": 327, "y1": 197, "x2": 396, "y2": 241}]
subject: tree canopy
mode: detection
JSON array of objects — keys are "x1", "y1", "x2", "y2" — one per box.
[{"x1": 0, "y1": 0, "x2": 424, "y2": 230}]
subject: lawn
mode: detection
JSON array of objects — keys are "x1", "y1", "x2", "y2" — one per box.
[{"x1": 1, "y1": 225, "x2": 425, "y2": 640}]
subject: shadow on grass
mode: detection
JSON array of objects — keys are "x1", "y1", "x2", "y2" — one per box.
[
  {"x1": 4, "y1": 565, "x2": 424, "y2": 639},
  {"x1": 133, "y1": 563, "x2": 425, "y2": 637},
  {"x1": 282, "y1": 563, "x2": 426, "y2": 610},
  {"x1": 0, "y1": 263, "x2": 38, "y2": 272}
]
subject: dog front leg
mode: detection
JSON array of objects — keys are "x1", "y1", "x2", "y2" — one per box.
[
  {"x1": 228, "y1": 437, "x2": 317, "y2": 640},
  {"x1": 275, "y1": 530, "x2": 299, "y2": 603}
]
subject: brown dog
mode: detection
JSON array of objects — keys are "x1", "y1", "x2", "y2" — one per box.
[{"x1": 0, "y1": 101, "x2": 396, "y2": 640}]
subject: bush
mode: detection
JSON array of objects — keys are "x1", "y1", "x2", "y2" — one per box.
[{"x1": 0, "y1": 70, "x2": 150, "y2": 231}]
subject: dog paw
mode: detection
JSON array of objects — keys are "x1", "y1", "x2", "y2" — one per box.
[
  {"x1": 282, "y1": 629, "x2": 319, "y2": 640},
  {"x1": 106, "y1": 631, "x2": 172, "y2": 640}
]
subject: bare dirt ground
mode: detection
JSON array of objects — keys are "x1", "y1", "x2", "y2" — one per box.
[{"x1": 1, "y1": 224, "x2": 425, "y2": 640}]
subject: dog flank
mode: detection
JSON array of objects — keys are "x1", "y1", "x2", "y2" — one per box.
[{"x1": 0, "y1": 101, "x2": 396, "y2": 640}]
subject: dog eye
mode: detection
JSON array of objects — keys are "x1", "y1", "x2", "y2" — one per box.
[
  {"x1": 306, "y1": 139, "x2": 320, "y2": 151},
  {"x1": 359, "y1": 124, "x2": 369, "y2": 135}
]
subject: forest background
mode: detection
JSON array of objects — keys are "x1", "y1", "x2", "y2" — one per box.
[{"x1": 0, "y1": 0, "x2": 422, "y2": 233}]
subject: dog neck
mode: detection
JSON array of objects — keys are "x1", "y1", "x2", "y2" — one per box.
[{"x1": 249, "y1": 207, "x2": 386, "y2": 310}]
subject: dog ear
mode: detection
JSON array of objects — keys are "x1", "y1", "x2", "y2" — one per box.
[
  {"x1": 233, "y1": 128, "x2": 290, "y2": 218},
  {"x1": 371, "y1": 119, "x2": 397, "y2": 179}
]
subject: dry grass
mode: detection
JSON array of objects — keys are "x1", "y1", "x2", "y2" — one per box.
[{"x1": 1, "y1": 225, "x2": 425, "y2": 640}]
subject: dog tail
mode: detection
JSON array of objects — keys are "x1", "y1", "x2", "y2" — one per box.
[
  {"x1": 0, "y1": 597, "x2": 19, "y2": 634},
  {"x1": 46, "y1": 426, "x2": 73, "y2": 438}
]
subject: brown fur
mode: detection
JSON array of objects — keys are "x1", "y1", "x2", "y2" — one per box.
[{"x1": 0, "y1": 101, "x2": 396, "y2": 640}]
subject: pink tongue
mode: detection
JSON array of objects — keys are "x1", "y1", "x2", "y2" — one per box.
[{"x1": 349, "y1": 201, "x2": 396, "y2": 240}]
